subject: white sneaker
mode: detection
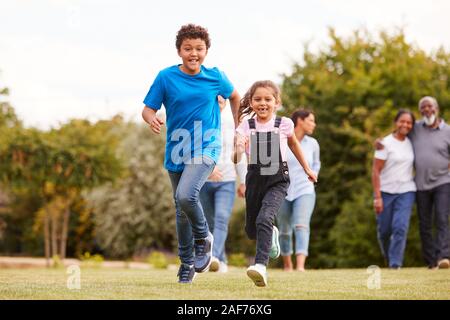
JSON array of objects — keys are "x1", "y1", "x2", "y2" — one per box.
[
  {"x1": 246, "y1": 264, "x2": 267, "y2": 287},
  {"x1": 269, "y1": 226, "x2": 281, "y2": 259},
  {"x1": 209, "y1": 256, "x2": 220, "y2": 272},
  {"x1": 218, "y1": 261, "x2": 228, "y2": 273}
]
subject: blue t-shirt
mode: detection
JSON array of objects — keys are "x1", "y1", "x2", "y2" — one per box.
[{"x1": 143, "y1": 65, "x2": 234, "y2": 172}]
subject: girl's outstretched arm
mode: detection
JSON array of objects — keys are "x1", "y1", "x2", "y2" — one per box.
[{"x1": 287, "y1": 135, "x2": 318, "y2": 183}]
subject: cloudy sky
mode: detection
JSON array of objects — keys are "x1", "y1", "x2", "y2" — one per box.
[{"x1": 1, "y1": 0, "x2": 449, "y2": 129}]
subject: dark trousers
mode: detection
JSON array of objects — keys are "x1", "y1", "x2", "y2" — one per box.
[
  {"x1": 245, "y1": 162, "x2": 290, "y2": 266},
  {"x1": 416, "y1": 183, "x2": 450, "y2": 267}
]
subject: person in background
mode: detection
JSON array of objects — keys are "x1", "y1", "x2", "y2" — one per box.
[
  {"x1": 277, "y1": 108, "x2": 320, "y2": 272},
  {"x1": 372, "y1": 109, "x2": 416, "y2": 269},
  {"x1": 200, "y1": 96, "x2": 247, "y2": 273},
  {"x1": 411, "y1": 97, "x2": 450, "y2": 269}
]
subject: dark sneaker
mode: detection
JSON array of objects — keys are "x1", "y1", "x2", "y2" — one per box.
[
  {"x1": 177, "y1": 263, "x2": 196, "y2": 284},
  {"x1": 269, "y1": 226, "x2": 280, "y2": 259},
  {"x1": 194, "y1": 232, "x2": 214, "y2": 273}
]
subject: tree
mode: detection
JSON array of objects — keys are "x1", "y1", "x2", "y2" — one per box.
[
  {"x1": 0, "y1": 117, "x2": 123, "y2": 265},
  {"x1": 281, "y1": 28, "x2": 450, "y2": 267},
  {"x1": 87, "y1": 123, "x2": 176, "y2": 258}
]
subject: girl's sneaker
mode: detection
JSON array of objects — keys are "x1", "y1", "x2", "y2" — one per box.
[
  {"x1": 269, "y1": 226, "x2": 280, "y2": 259},
  {"x1": 246, "y1": 263, "x2": 267, "y2": 287}
]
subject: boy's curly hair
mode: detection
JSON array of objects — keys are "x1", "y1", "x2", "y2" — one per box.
[{"x1": 176, "y1": 24, "x2": 211, "y2": 50}]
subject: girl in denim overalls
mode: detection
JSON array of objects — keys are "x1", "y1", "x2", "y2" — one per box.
[{"x1": 233, "y1": 80, "x2": 317, "y2": 287}]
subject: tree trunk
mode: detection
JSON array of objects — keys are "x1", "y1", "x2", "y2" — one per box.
[
  {"x1": 51, "y1": 210, "x2": 58, "y2": 259},
  {"x1": 60, "y1": 207, "x2": 70, "y2": 260},
  {"x1": 44, "y1": 209, "x2": 50, "y2": 268}
]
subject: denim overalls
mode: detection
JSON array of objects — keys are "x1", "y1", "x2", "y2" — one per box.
[{"x1": 245, "y1": 116, "x2": 290, "y2": 265}]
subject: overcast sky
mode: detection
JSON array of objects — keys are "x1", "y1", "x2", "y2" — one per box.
[{"x1": 1, "y1": 0, "x2": 449, "y2": 129}]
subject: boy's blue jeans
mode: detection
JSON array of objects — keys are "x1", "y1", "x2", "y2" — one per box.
[
  {"x1": 376, "y1": 191, "x2": 415, "y2": 268},
  {"x1": 277, "y1": 193, "x2": 316, "y2": 256},
  {"x1": 168, "y1": 156, "x2": 215, "y2": 265},
  {"x1": 200, "y1": 181, "x2": 236, "y2": 263}
]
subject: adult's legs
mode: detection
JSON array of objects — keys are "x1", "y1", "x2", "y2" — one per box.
[
  {"x1": 277, "y1": 199, "x2": 294, "y2": 271},
  {"x1": 292, "y1": 193, "x2": 316, "y2": 270},
  {"x1": 212, "y1": 181, "x2": 236, "y2": 263},
  {"x1": 434, "y1": 183, "x2": 450, "y2": 262},
  {"x1": 388, "y1": 192, "x2": 415, "y2": 268},
  {"x1": 376, "y1": 192, "x2": 395, "y2": 266},
  {"x1": 416, "y1": 189, "x2": 436, "y2": 267}
]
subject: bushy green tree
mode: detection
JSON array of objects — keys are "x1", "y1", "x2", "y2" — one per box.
[
  {"x1": 0, "y1": 115, "x2": 123, "y2": 263},
  {"x1": 281, "y1": 28, "x2": 450, "y2": 268},
  {"x1": 87, "y1": 124, "x2": 176, "y2": 259}
]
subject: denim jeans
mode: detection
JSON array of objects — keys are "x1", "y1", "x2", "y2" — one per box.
[
  {"x1": 277, "y1": 193, "x2": 316, "y2": 256},
  {"x1": 168, "y1": 156, "x2": 215, "y2": 265},
  {"x1": 416, "y1": 183, "x2": 450, "y2": 267},
  {"x1": 200, "y1": 181, "x2": 236, "y2": 263},
  {"x1": 376, "y1": 191, "x2": 415, "y2": 268}
]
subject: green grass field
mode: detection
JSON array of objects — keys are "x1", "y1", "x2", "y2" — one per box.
[{"x1": 0, "y1": 267, "x2": 448, "y2": 300}]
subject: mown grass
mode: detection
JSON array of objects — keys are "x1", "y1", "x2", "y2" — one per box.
[{"x1": 0, "y1": 267, "x2": 448, "y2": 300}]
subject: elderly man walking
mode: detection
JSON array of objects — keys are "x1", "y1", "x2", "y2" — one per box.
[{"x1": 411, "y1": 96, "x2": 450, "y2": 269}]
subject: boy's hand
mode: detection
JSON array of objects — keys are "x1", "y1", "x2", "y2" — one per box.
[{"x1": 150, "y1": 116, "x2": 164, "y2": 134}]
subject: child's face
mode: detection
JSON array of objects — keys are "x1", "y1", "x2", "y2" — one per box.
[
  {"x1": 178, "y1": 38, "x2": 208, "y2": 75},
  {"x1": 250, "y1": 87, "x2": 278, "y2": 121}
]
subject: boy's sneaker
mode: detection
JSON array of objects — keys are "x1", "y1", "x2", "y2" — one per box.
[
  {"x1": 247, "y1": 264, "x2": 267, "y2": 287},
  {"x1": 194, "y1": 232, "x2": 214, "y2": 273},
  {"x1": 438, "y1": 258, "x2": 450, "y2": 269},
  {"x1": 177, "y1": 263, "x2": 196, "y2": 284},
  {"x1": 209, "y1": 256, "x2": 220, "y2": 272},
  {"x1": 269, "y1": 226, "x2": 280, "y2": 259}
]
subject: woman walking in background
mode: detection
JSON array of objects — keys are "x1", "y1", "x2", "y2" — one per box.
[
  {"x1": 277, "y1": 109, "x2": 320, "y2": 272},
  {"x1": 372, "y1": 109, "x2": 416, "y2": 269}
]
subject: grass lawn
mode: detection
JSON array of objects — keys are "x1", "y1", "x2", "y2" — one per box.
[{"x1": 0, "y1": 266, "x2": 448, "y2": 300}]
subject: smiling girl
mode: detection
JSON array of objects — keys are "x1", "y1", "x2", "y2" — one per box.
[{"x1": 232, "y1": 80, "x2": 317, "y2": 287}]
